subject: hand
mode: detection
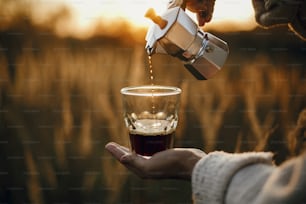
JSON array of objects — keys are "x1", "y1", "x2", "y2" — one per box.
[
  {"x1": 252, "y1": 0, "x2": 301, "y2": 28},
  {"x1": 105, "y1": 142, "x2": 206, "y2": 180},
  {"x1": 168, "y1": 0, "x2": 216, "y2": 26}
]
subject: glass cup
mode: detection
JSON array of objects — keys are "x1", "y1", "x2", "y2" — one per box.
[{"x1": 120, "y1": 85, "x2": 181, "y2": 156}]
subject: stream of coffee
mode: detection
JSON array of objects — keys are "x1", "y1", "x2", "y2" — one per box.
[
  {"x1": 148, "y1": 55, "x2": 154, "y2": 85},
  {"x1": 148, "y1": 55, "x2": 156, "y2": 114}
]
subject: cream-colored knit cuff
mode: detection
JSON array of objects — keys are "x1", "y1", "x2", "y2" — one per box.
[{"x1": 192, "y1": 151, "x2": 273, "y2": 204}]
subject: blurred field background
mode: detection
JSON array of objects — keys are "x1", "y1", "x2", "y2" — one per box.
[{"x1": 0, "y1": 0, "x2": 306, "y2": 203}]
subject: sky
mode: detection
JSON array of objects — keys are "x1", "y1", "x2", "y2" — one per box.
[
  {"x1": 24, "y1": 0, "x2": 257, "y2": 38},
  {"x1": 63, "y1": 0, "x2": 254, "y2": 24},
  {"x1": 64, "y1": 0, "x2": 256, "y2": 29}
]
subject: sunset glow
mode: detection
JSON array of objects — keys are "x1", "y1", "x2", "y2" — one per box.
[
  {"x1": 65, "y1": 0, "x2": 256, "y2": 31},
  {"x1": 6, "y1": 0, "x2": 257, "y2": 38}
]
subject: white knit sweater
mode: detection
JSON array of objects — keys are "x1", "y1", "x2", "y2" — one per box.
[{"x1": 192, "y1": 151, "x2": 306, "y2": 204}]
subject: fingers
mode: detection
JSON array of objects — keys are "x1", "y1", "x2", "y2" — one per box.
[
  {"x1": 120, "y1": 154, "x2": 153, "y2": 178},
  {"x1": 264, "y1": 0, "x2": 279, "y2": 10},
  {"x1": 252, "y1": 0, "x2": 300, "y2": 27},
  {"x1": 252, "y1": 0, "x2": 265, "y2": 21},
  {"x1": 105, "y1": 143, "x2": 181, "y2": 179},
  {"x1": 184, "y1": 0, "x2": 215, "y2": 26},
  {"x1": 105, "y1": 142, "x2": 151, "y2": 177},
  {"x1": 105, "y1": 142, "x2": 130, "y2": 162},
  {"x1": 168, "y1": 0, "x2": 185, "y2": 9},
  {"x1": 196, "y1": 11, "x2": 209, "y2": 26},
  {"x1": 121, "y1": 149, "x2": 180, "y2": 179},
  {"x1": 259, "y1": 6, "x2": 293, "y2": 27},
  {"x1": 105, "y1": 142, "x2": 206, "y2": 180},
  {"x1": 169, "y1": 0, "x2": 215, "y2": 26}
]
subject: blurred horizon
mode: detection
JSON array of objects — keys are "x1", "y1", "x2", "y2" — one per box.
[
  {"x1": 1, "y1": 0, "x2": 306, "y2": 203},
  {"x1": 0, "y1": 0, "x2": 257, "y2": 39}
]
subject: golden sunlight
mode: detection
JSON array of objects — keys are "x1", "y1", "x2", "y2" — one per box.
[
  {"x1": 24, "y1": 0, "x2": 257, "y2": 38},
  {"x1": 62, "y1": 0, "x2": 168, "y2": 33},
  {"x1": 62, "y1": 0, "x2": 257, "y2": 34},
  {"x1": 206, "y1": 0, "x2": 257, "y2": 31}
]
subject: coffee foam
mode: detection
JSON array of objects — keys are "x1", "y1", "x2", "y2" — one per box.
[{"x1": 129, "y1": 119, "x2": 176, "y2": 136}]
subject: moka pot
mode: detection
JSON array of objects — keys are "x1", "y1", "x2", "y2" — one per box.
[{"x1": 145, "y1": 6, "x2": 229, "y2": 80}]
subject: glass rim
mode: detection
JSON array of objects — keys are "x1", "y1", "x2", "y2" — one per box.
[{"x1": 120, "y1": 85, "x2": 181, "y2": 97}]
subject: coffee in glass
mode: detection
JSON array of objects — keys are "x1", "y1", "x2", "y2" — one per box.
[{"x1": 120, "y1": 85, "x2": 181, "y2": 156}]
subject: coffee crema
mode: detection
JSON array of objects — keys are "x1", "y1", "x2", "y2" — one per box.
[{"x1": 129, "y1": 119, "x2": 175, "y2": 156}]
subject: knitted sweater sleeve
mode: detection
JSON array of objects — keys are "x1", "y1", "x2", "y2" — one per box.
[
  {"x1": 192, "y1": 151, "x2": 306, "y2": 204},
  {"x1": 191, "y1": 151, "x2": 273, "y2": 204}
]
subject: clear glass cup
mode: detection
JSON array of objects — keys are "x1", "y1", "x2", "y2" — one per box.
[{"x1": 120, "y1": 85, "x2": 181, "y2": 156}]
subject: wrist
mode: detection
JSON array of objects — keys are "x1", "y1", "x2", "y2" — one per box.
[{"x1": 179, "y1": 149, "x2": 206, "y2": 180}]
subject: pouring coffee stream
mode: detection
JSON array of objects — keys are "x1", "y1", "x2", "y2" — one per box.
[{"x1": 144, "y1": 4, "x2": 229, "y2": 80}]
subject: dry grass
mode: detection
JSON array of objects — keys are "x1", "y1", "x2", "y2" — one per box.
[{"x1": 0, "y1": 32, "x2": 305, "y2": 203}]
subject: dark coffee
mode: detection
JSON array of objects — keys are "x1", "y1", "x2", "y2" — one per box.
[{"x1": 129, "y1": 132, "x2": 174, "y2": 156}]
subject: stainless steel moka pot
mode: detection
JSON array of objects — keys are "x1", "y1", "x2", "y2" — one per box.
[{"x1": 145, "y1": 2, "x2": 229, "y2": 80}]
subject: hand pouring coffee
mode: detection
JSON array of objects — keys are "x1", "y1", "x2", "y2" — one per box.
[{"x1": 145, "y1": 0, "x2": 229, "y2": 80}]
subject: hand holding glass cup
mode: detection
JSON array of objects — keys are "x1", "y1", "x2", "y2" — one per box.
[{"x1": 120, "y1": 85, "x2": 181, "y2": 156}]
